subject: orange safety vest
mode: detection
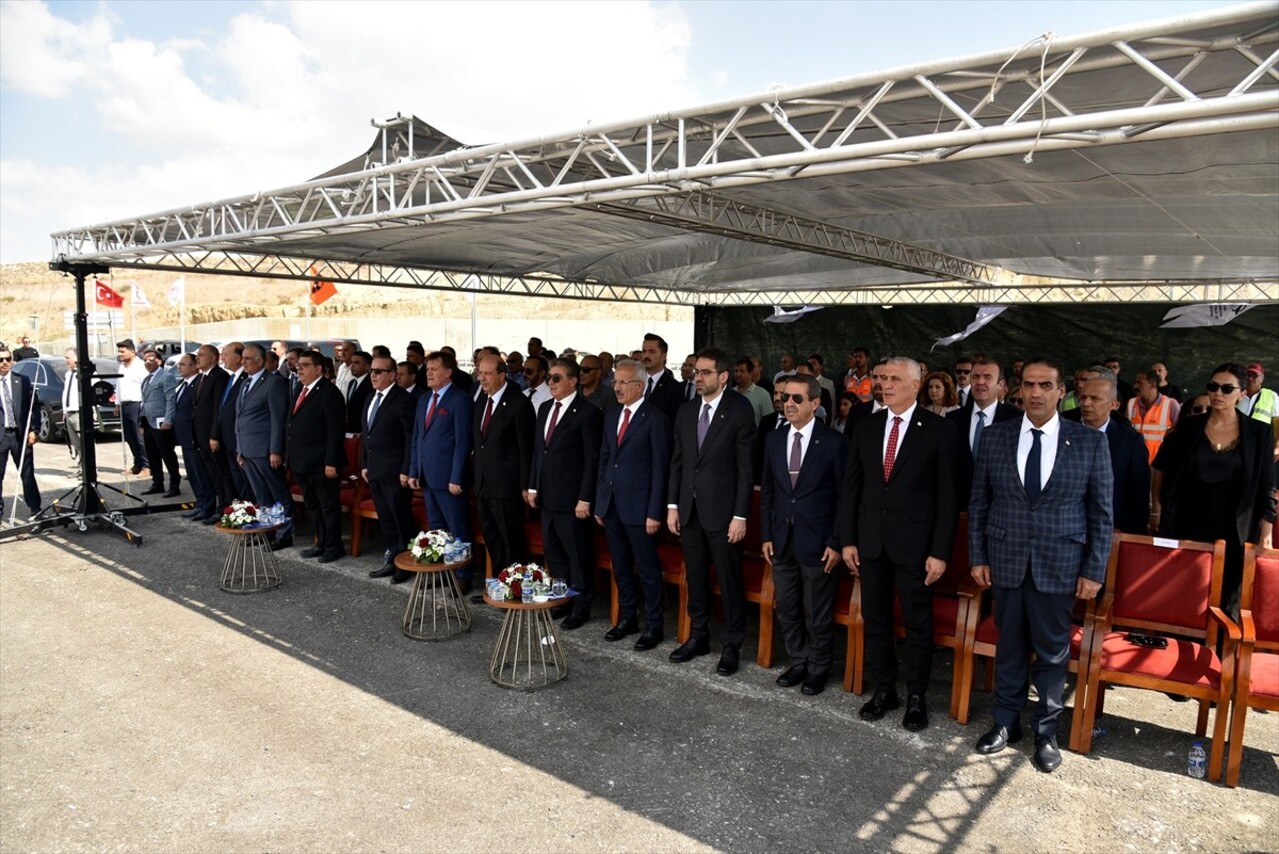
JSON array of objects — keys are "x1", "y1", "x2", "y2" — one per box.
[
  {"x1": 1126, "y1": 394, "x2": 1173, "y2": 463},
  {"x1": 845, "y1": 372, "x2": 872, "y2": 403}
]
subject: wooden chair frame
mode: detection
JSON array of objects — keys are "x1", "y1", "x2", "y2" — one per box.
[{"x1": 1225, "y1": 545, "x2": 1279, "y2": 788}]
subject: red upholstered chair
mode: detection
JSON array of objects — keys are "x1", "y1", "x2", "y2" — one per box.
[
  {"x1": 659, "y1": 539, "x2": 690, "y2": 644},
  {"x1": 705, "y1": 488, "x2": 775, "y2": 667},
  {"x1": 1226, "y1": 546, "x2": 1279, "y2": 787},
  {"x1": 1074, "y1": 534, "x2": 1236, "y2": 781}
]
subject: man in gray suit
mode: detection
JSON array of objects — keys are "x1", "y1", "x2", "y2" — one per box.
[
  {"x1": 140, "y1": 348, "x2": 182, "y2": 497},
  {"x1": 235, "y1": 343, "x2": 294, "y2": 548},
  {"x1": 968, "y1": 358, "x2": 1113, "y2": 774}
]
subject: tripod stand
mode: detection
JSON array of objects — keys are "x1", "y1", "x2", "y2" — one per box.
[{"x1": 0, "y1": 260, "x2": 187, "y2": 545}]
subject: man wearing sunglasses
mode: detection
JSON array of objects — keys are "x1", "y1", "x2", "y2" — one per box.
[
  {"x1": 0, "y1": 346, "x2": 42, "y2": 520},
  {"x1": 522, "y1": 355, "x2": 551, "y2": 411},
  {"x1": 761, "y1": 375, "x2": 847, "y2": 696},
  {"x1": 842, "y1": 357, "x2": 959, "y2": 730},
  {"x1": 1239, "y1": 363, "x2": 1278, "y2": 423},
  {"x1": 527, "y1": 358, "x2": 602, "y2": 630}
]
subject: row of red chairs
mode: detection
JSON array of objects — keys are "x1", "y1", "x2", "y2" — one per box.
[{"x1": 292, "y1": 444, "x2": 1276, "y2": 786}]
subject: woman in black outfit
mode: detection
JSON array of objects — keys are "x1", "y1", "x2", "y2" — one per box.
[{"x1": 1150, "y1": 363, "x2": 1276, "y2": 616}]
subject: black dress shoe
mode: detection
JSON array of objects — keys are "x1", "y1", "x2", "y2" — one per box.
[
  {"x1": 130, "y1": 465, "x2": 144, "y2": 475},
  {"x1": 142, "y1": 484, "x2": 165, "y2": 495},
  {"x1": 457, "y1": 577, "x2": 473, "y2": 595},
  {"x1": 1033, "y1": 737, "x2": 1062, "y2": 773},
  {"x1": 317, "y1": 551, "x2": 344, "y2": 564},
  {"x1": 669, "y1": 638, "x2": 711, "y2": 663},
  {"x1": 975, "y1": 724, "x2": 1023, "y2": 754},
  {"x1": 201, "y1": 515, "x2": 220, "y2": 526},
  {"x1": 902, "y1": 694, "x2": 929, "y2": 731},
  {"x1": 801, "y1": 671, "x2": 829, "y2": 696},
  {"x1": 181, "y1": 508, "x2": 202, "y2": 519},
  {"x1": 561, "y1": 611, "x2": 590, "y2": 631},
  {"x1": 269, "y1": 537, "x2": 293, "y2": 551},
  {"x1": 369, "y1": 564, "x2": 396, "y2": 579},
  {"x1": 163, "y1": 488, "x2": 182, "y2": 498},
  {"x1": 604, "y1": 618, "x2": 639, "y2": 642},
  {"x1": 776, "y1": 665, "x2": 808, "y2": 688},
  {"x1": 299, "y1": 546, "x2": 325, "y2": 558},
  {"x1": 859, "y1": 690, "x2": 901, "y2": 721},
  {"x1": 551, "y1": 603, "x2": 572, "y2": 619},
  {"x1": 634, "y1": 628, "x2": 664, "y2": 651},
  {"x1": 716, "y1": 645, "x2": 740, "y2": 676},
  {"x1": 390, "y1": 570, "x2": 413, "y2": 585}
]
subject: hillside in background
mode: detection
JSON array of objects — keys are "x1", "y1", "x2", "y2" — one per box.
[{"x1": 0, "y1": 263, "x2": 684, "y2": 351}]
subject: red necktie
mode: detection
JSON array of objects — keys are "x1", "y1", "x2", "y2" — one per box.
[
  {"x1": 616, "y1": 407, "x2": 632, "y2": 445},
  {"x1": 883, "y1": 416, "x2": 902, "y2": 481},
  {"x1": 292, "y1": 385, "x2": 308, "y2": 415},
  {"x1": 545, "y1": 401, "x2": 562, "y2": 444},
  {"x1": 424, "y1": 391, "x2": 440, "y2": 428},
  {"x1": 481, "y1": 396, "x2": 494, "y2": 438}
]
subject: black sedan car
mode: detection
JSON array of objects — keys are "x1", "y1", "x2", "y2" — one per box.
[{"x1": 9, "y1": 356, "x2": 122, "y2": 443}]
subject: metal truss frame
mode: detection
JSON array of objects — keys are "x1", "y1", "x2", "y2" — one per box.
[
  {"x1": 93, "y1": 251, "x2": 1279, "y2": 307},
  {"x1": 50, "y1": 2, "x2": 1279, "y2": 303}
]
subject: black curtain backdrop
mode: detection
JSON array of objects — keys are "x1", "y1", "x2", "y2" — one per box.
[{"x1": 701, "y1": 303, "x2": 1279, "y2": 392}]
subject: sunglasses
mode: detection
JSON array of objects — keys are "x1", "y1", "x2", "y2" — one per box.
[
  {"x1": 369, "y1": 367, "x2": 394, "y2": 374},
  {"x1": 547, "y1": 374, "x2": 566, "y2": 383},
  {"x1": 780, "y1": 393, "x2": 812, "y2": 404},
  {"x1": 0, "y1": 357, "x2": 11, "y2": 363},
  {"x1": 522, "y1": 368, "x2": 538, "y2": 376},
  {"x1": 1206, "y1": 382, "x2": 1239, "y2": 394},
  {"x1": 1190, "y1": 404, "x2": 1209, "y2": 414},
  {"x1": 580, "y1": 366, "x2": 598, "y2": 372},
  {"x1": 955, "y1": 369, "x2": 971, "y2": 375}
]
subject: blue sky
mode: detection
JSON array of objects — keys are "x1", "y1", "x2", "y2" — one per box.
[{"x1": 0, "y1": 0, "x2": 1237, "y2": 263}]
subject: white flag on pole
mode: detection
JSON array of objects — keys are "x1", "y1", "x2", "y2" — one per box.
[
  {"x1": 168, "y1": 276, "x2": 186, "y2": 306},
  {"x1": 130, "y1": 282, "x2": 151, "y2": 308},
  {"x1": 1159, "y1": 303, "x2": 1255, "y2": 329},
  {"x1": 763, "y1": 305, "x2": 825, "y2": 324},
  {"x1": 932, "y1": 306, "x2": 1007, "y2": 351}
]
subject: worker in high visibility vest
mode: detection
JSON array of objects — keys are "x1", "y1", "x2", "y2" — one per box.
[
  {"x1": 1239, "y1": 363, "x2": 1279, "y2": 423},
  {"x1": 1127, "y1": 370, "x2": 1180, "y2": 463}
]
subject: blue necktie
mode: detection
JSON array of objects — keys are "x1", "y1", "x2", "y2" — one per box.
[
  {"x1": 367, "y1": 391, "x2": 383, "y2": 428},
  {"x1": 972, "y1": 410, "x2": 986, "y2": 454},
  {"x1": 696, "y1": 403, "x2": 711, "y2": 449},
  {"x1": 1025, "y1": 428, "x2": 1043, "y2": 503}
]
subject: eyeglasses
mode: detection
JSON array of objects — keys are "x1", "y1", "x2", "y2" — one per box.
[
  {"x1": 369, "y1": 367, "x2": 394, "y2": 374},
  {"x1": 693, "y1": 369, "x2": 719, "y2": 378},
  {"x1": 780, "y1": 393, "x2": 812, "y2": 404},
  {"x1": 1206, "y1": 382, "x2": 1239, "y2": 394},
  {"x1": 522, "y1": 368, "x2": 538, "y2": 376},
  {"x1": 1190, "y1": 404, "x2": 1208, "y2": 414},
  {"x1": 0, "y1": 357, "x2": 11, "y2": 363},
  {"x1": 547, "y1": 374, "x2": 565, "y2": 383},
  {"x1": 1246, "y1": 372, "x2": 1261, "y2": 379}
]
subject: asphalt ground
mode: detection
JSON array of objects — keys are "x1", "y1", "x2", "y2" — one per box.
[{"x1": 1, "y1": 437, "x2": 1277, "y2": 853}]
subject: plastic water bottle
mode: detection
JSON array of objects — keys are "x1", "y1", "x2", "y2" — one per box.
[{"x1": 1187, "y1": 741, "x2": 1207, "y2": 779}]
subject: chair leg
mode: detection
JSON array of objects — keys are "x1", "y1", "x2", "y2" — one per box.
[
  {"x1": 1225, "y1": 696, "x2": 1249, "y2": 788},
  {"x1": 755, "y1": 601, "x2": 774, "y2": 668},
  {"x1": 350, "y1": 515, "x2": 363, "y2": 557},
  {"x1": 1195, "y1": 699, "x2": 1210, "y2": 737},
  {"x1": 610, "y1": 576, "x2": 621, "y2": 626},
  {"x1": 851, "y1": 616, "x2": 865, "y2": 696},
  {"x1": 951, "y1": 650, "x2": 970, "y2": 724},
  {"x1": 842, "y1": 625, "x2": 856, "y2": 693},
  {"x1": 677, "y1": 578, "x2": 690, "y2": 644}
]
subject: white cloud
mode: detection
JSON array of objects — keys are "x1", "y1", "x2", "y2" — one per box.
[{"x1": 0, "y1": 0, "x2": 698, "y2": 262}]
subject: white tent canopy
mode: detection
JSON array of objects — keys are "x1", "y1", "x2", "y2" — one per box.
[{"x1": 51, "y1": 2, "x2": 1279, "y2": 306}]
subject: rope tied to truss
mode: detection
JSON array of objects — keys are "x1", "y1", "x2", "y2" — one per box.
[{"x1": 986, "y1": 30, "x2": 1056, "y2": 164}]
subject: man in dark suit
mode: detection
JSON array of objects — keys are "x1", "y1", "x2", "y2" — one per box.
[
  {"x1": 0, "y1": 345, "x2": 42, "y2": 519},
  {"x1": 841, "y1": 358, "x2": 959, "y2": 728},
  {"x1": 362, "y1": 355, "x2": 419, "y2": 582},
  {"x1": 211, "y1": 342, "x2": 252, "y2": 502},
  {"x1": 667, "y1": 347, "x2": 756, "y2": 675},
  {"x1": 344, "y1": 350, "x2": 374, "y2": 433},
  {"x1": 753, "y1": 386, "x2": 787, "y2": 485},
  {"x1": 639, "y1": 333, "x2": 685, "y2": 423},
  {"x1": 528, "y1": 358, "x2": 602, "y2": 629},
  {"x1": 192, "y1": 345, "x2": 230, "y2": 521},
  {"x1": 173, "y1": 354, "x2": 215, "y2": 520},
  {"x1": 235, "y1": 344, "x2": 294, "y2": 548},
  {"x1": 472, "y1": 353, "x2": 534, "y2": 581},
  {"x1": 761, "y1": 374, "x2": 849, "y2": 695},
  {"x1": 947, "y1": 357, "x2": 1019, "y2": 509},
  {"x1": 969, "y1": 358, "x2": 1113, "y2": 773},
  {"x1": 287, "y1": 350, "x2": 347, "y2": 562},
  {"x1": 1078, "y1": 376, "x2": 1150, "y2": 535},
  {"x1": 595, "y1": 358, "x2": 671, "y2": 649},
  {"x1": 409, "y1": 350, "x2": 473, "y2": 583},
  {"x1": 139, "y1": 348, "x2": 181, "y2": 497}
]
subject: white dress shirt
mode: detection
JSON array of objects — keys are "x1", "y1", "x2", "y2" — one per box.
[
  {"x1": 881, "y1": 402, "x2": 917, "y2": 461},
  {"x1": 969, "y1": 400, "x2": 1000, "y2": 450},
  {"x1": 1016, "y1": 413, "x2": 1061, "y2": 491}
]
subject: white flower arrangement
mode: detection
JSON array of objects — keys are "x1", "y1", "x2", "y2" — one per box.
[
  {"x1": 219, "y1": 500, "x2": 260, "y2": 529},
  {"x1": 493, "y1": 562, "x2": 552, "y2": 601},
  {"x1": 407, "y1": 529, "x2": 470, "y2": 565}
]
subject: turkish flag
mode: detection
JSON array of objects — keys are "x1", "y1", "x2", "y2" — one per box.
[
  {"x1": 309, "y1": 267, "x2": 337, "y2": 306},
  {"x1": 94, "y1": 279, "x2": 124, "y2": 308}
]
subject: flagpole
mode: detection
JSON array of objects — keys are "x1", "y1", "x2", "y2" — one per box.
[
  {"x1": 180, "y1": 283, "x2": 186, "y2": 354},
  {"x1": 128, "y1": 278, "x2": 136, "y2": 344}
]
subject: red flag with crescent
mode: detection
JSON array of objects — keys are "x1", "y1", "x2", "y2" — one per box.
[
  {"x1": 94, "y1": 279, "x2": 124, "y2": 308},
  {"x1": 309, "y1": 266, "x2": 337, "y2": 306}
]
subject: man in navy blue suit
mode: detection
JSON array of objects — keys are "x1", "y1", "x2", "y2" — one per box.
[
  {"x1": 235, "y1": 344, "x2": 294, "y2": 548},
  {"x1": 595, "y1": 359, "x2": 671, "y2": 650},
  {"x1": 761, "y1": 374, "x2": 848, "y2": 696},
  {"x1": 969, "y1": 358, "x2": 1113, "y2": 773},
  {"x1": 173, "y1": 353, "x2": 216, "y2": 520},
  {"x1": 408, "y1": 350, "x2": 473, "y2": 584}
]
